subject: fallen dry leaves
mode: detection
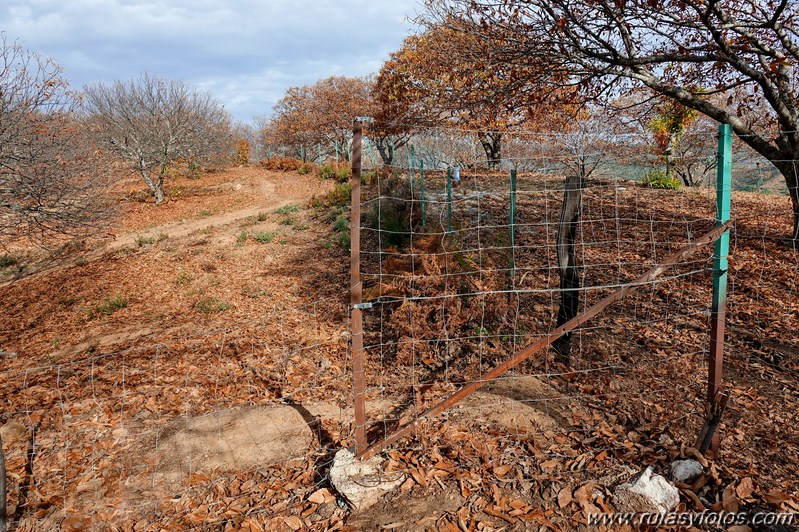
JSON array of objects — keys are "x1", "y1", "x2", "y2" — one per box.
[{"x1": 0, "y1": 169, "x2": 797, "y2": 530}]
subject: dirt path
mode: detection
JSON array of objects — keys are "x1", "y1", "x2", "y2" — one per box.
[
  {"x1": 1, "y1": 171, "x2": 328, "y2": 288},
  {"x1": 106, "y1": 176, "x2": 281, "y2": 250}
]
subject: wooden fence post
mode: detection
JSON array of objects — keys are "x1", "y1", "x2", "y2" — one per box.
[{"x1": 350, "y1": 119, "x2": 367, "y2": 457}]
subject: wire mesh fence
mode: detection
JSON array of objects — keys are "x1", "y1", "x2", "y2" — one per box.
[
  {"x1": 1, "y1": 121, "x2": 798, "y2": 529},
  {"x1": 0, "y1": 296, "x2": 354, "y2": 529},
  {"x1": 345, "y1": 124, "x2": 799, "y2": 514},
  {"x1": 351, "y1": 123, "x2": 733, "y2": 457}
]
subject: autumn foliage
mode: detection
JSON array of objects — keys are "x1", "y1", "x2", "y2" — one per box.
[
  {"x1": 261, "y1": 76, "x2": 374, "y2": 162},
  {"x1": 424, "y1": 0, "x2": 799, "y2": 238},
  {"x1": 235, "y1": 139, "x2": 250, "y2": 166}
]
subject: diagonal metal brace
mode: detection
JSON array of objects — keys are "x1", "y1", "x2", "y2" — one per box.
[{"x1": 358, "y1": 221, "x2": 733, "y2": 459}]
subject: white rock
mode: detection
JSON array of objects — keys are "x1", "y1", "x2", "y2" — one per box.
[
  {"x1": 671, "y1": 459, "x2": 704, "y2": 484},
  {"x1": 613, "y1": 466, "x2": 680, "y2": 513},
  {"x1": 329, "y1": 448, "x2": 405, "y2": 511}
]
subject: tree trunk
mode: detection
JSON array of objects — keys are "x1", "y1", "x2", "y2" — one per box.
[
  {"x1": 139, "y1": 168, "x2": 165, "y2": 204},
  {"x1": 553, "y1": 174, "x2": 583, "y2": 362},
  {"x1": 773, "y1": 160, "x2": 799, "y2": 244},
  {"x1": 375, "y1": 139, "x2": 393, "y2": 165},
  {"x1": 478, "y1": 132, "x2": 501, "y2": 169}
]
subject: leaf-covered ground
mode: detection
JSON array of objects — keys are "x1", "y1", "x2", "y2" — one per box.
[{"x1": 0, "y1": 167, "x2": 797, "y2": 531}]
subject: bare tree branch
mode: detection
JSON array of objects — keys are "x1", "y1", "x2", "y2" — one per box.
[
  {"x1": 0, "y1": 35, "x2": 111, "y2": 247},
  {"x1": 83, "y1": 74, "x2": 232, "y2": 204},
  {"x1": 424, "y1": 0, "x2": 799, "y2": 240}
]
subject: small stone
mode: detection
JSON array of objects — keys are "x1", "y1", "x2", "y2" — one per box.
[
  {"x1": 329, "y1": 448, "x2": 405, "y2": 511},
  {"x1": 671, "y1": 459, "x2": 704, "y2": 484},
  {"x1": 613, "y1": 466, "x2": 680, "y2": 513},
  {"x1": 0, "y1": 421, "x2": 29, "y2": 446}
]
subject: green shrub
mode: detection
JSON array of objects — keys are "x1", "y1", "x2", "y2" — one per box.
[
  {"x1": 275, "y1": 204, "x2": 299, "y2": 215},
  {"x1": 236, "y1": 231, "x2": 248, "y2": 245},
  {"x1": 298, "y1": 162, "x2": 315, "y2": 175},
  {"x1": 176, "y1": 269, "x2": 193, "y2": 285},
  {"x1": 257, "y1": 211, "x2": 269, "y2": 221},
  {"x1": 362, "y1": 171, "x2": 377, "y2": 186},
  {"x1": 187, "y1": 159, "x2": 203, "y2": 179},
  {"x1": 333, "y1": 213, "x2": 349, "y2": 234},
  {"x1": 336, "y1": 165, "x2": 350, "y2": 182},
  {"x1": 136, "y1": 233, "x2": 168, "y2": 246},
  {"x1": 88, "y1": 294, "x2": 128, "y2": 319},
  {"x1": 325, "y1": 183, "x2": 351, "y2": 208},
  {"x1": 319, "y1": 162, "x2": 351, "y2": 182},
  {"x1": 642, "y1": 169, "x2": 681, "y2": 190},
  {"x1": 309, "y1": 179, "x2": 352, "y2": 252},
  {"x1": 333, "y1": 214, "x2": 350, "y2": 250},
  {"x1": 367, "y1": 175, "x2": 421, "y2": 248},
  {"x1": 319, "y1": 162, "x2": 335, "y2": 180},
  {"x1": 195, "y1": 297, "x2": 231, "y2": 313},
  {"x1": 254, "y1": 231, "x2": 276, "y2": 243},
  {"x1": 326, "y1": 206, "x2": 345, "y2": 224},
  {"x1": 135, "y1": 235, "x2": 156, "y2": 247},
  {"x1": 0, "y1": 255, "x2": 17, "y2": 268},
  {"x1": 309, "y1": 195, "x2": 323, "y2": 210}
]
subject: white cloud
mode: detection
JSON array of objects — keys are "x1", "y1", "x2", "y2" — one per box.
[{"x1": 0, "y1": 0, "x2": 420, "y2": 121}]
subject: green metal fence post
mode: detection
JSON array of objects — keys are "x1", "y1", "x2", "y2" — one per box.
[
  {"x1": 509, "y1": 169, "x2": 518, "y2": 281},
  {"x1": 410, "y1": 145, "x2": 416, "y2": 190},
  {"x1": 365, "y1": 137, "x2": 376, "y2": 170},
  {"x1": 420, "y1": 160, "x2": 426, "y2": 228},
  {"x1": 707, "y1": 123, "x2": 732, "y2": 452},
  {"x1": 447, "y1": 167, "x2": 453, "y2": 234}
]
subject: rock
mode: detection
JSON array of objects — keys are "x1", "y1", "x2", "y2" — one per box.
[
  {"x1": 613, "y1": 466, "x2": 680, "y2": 513},
  {"x1": 671, "y1": 459, "x2": 704, "y2": 483},
  {"x1": 596, "y1": 464, "x2": 639, "y2": 488},
  {"x1": 152, "y1": 405, "x2": 313, "y2": 488},
  {"x1": 0, "y1": 420, "x2": 29, "y2": 446},
  {"x1": 329, "y1": 448, "x2": 405, "y2": 511}
]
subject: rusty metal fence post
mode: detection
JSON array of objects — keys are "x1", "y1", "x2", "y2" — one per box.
[{"x1": 350, "y1": 119, "x2": 367, "y2": 456}]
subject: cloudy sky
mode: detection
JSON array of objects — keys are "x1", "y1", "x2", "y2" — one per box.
[{"x1": 1, "y1": 0, "x2": 421, "y2": 123}]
